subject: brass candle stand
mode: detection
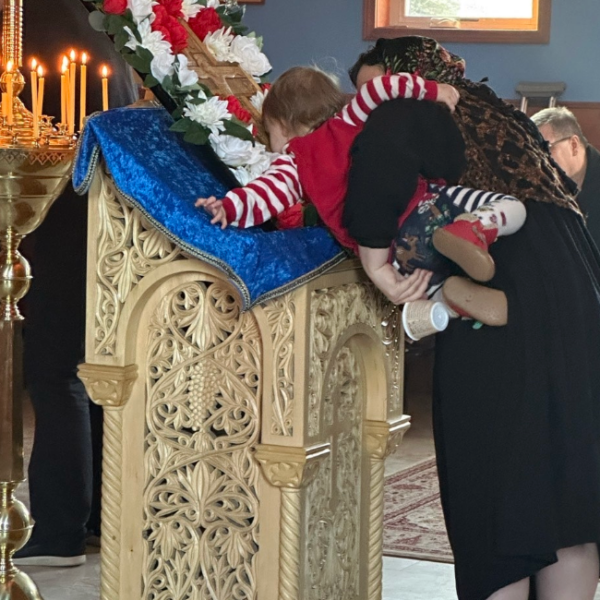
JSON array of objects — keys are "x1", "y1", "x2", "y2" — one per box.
[{"x1": 0, "y1": 1, "x2": 77, "y2": 599}]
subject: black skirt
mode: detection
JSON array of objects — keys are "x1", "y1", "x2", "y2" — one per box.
[{"x1": 433, "y1": 200, "x2": 600, "y2": 600}]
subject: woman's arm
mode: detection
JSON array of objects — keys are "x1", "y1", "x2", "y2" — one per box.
[
  {"x1": 343, "y1": 99, "x2": 466, "y2": 248},
  {"x1": 358, "y1": 246, "x2": 433, "y2": 304}
]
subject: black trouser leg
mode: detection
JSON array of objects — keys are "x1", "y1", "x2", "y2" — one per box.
[{"x1": 23, "y1": 188, "x2": 97, "y2": 552}]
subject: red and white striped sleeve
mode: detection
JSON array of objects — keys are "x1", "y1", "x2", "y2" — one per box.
[
  {"x1": 221, "y1": 154, "x2": 303, "y2": 228},
  {"x1": 339, "y1": 73, "x2": 439, "y2": 127}
]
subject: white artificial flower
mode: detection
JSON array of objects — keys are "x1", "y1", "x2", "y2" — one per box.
[
  {"x1": 213, "y1": 135, "x2": 278, "y2": 177},
  {"x1": 205, "y1": 0, "x2": 221, "y2": 8},
  {"x1": 209, "y1": 133, "x2": 259, "y2": 167},
  {"x1": 230, "y1": 149, "x2": 278, "y2": 185},
  {"x1": 127, "y1": 0, "x2": 157, "y2": 24},
  {"x1": 176, "y1": 54, "x2": 199, "y2": 87},
  {"x1": 203, "y1": 27, "x2": 235, "y2": 63},
  {"x1": 229, "y1": 35, "x2": 271, "y2": 78},
  {"x1": 126, "y1": 18, "x2": 173, "y2": 58},
  {"x1": 123, "y1": 26, "x2": 142, "y2": 51},
  {"x1": 184, "y1": 97, "x2": 230, "y2": 136},
  {"x1": 210, "y1": 135, "x2": 279, "y2": 169},
  {"x1": 151, "y1": 52, "x2": 176, "y2": 83},
  {"x1": 247, "y1": 148, "x2": 278, "y2": 179},
  {"x1": 181, "y1": 0, "x2": 202, "y2": 19},
  {"x1": 250, "y1": 88, "x2": 268, "y2": 112},
  {"x1": 230, "y1": 165, "x2": 253, "y2": 186}
]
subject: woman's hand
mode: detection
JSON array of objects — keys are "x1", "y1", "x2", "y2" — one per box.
[
  {"x1": 358, "y1": 246, "x2": 433, "y2": 304},
  {"x1": 436, "y1": 83, "x2": 460, "y2": 113},
  {"x1": 195, "y1": 196, "x2": 228, "y2": 229}
]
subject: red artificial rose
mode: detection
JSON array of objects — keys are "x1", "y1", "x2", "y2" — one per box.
[
  {"x1": 153, "y1": 24, "x2": 172, "y2": 45},
  {"x1": 168, "y1": 19, "x2": 188, "y2": 53},
  {"x1": 103, "y1": 0, "x2": 127, "y2": 15},
  {"x1": 151, "y1": 7, "x2": 189, "y2": 53},
  {"x1": 276, "y1": 204, "x2": 304, "y2": 230},
  {"x1": 188, "y1": 7, "x2": 223, "y2": 41},
  {"x1": 260, "y1": 82, "x2": 272, "y2": 92},
  {"x1": 157, "y1": 0, "x2": 183, "y2": 18},
  {"x1": 152, "y1": 5, "x2": 170, "y2": 29},
  {"x1": 226, "y1": 96, "x2": 252, "y2": 124}
]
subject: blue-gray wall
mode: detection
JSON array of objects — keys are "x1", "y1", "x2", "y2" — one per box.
[{"x1": 244, "y1": 0, "x2": 599, "y2": 101}]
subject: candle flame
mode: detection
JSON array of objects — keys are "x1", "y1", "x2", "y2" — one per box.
[
  {"x1": 61, "y1": 56, "x2": 69, "y2": 72},
  {"x1": 31, "y1": 58, "x2": 37, "y2": 70},
  {"x1": 70, "y1": 49, "x2": 76, "y2": 62},
  {"x1": 82, "y1": 52, "x2": 88, "y2": 65},
  {"x1": 37, "y1": 65, "x2": 44, "y2": 77},
  {"x1": 101, "y1": 65, "x2": 109, "y2": 78},
  {"x1": 6, "y1": 60, "x2": 13, "y2": 73}
]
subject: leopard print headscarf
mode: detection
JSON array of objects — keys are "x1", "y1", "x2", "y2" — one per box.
[{"x1": 374, "y1": 36, "x2": 579, "y2": 214}]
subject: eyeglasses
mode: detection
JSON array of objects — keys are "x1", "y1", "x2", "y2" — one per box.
[{"x1": 547, "y1": 136, "x2": 573, "y2": 149}]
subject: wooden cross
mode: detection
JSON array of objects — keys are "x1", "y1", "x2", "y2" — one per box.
[{"x1": 181, "y1": 21, "x2": 268, "y2": 145}]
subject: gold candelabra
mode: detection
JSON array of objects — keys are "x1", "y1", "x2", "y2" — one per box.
[{"x1": 0, "y1": 2, "x2": 77, "y2": 599}]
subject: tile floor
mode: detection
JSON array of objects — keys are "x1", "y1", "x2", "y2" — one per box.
[{"x1": 19, "y1": 555, "x2": 600, "y2": 600}]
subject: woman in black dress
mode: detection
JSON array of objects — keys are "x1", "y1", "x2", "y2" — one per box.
[{"x1": 344, "y1": 37, "x2": 600, "y2": 600}]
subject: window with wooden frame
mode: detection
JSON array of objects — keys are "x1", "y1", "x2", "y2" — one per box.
[{"x1": 364, "y1": 0, "x2": 551, "y2": 44}]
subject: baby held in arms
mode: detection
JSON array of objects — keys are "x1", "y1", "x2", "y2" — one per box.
[{"x1": 196, "y1": 67, "x2": 525, "y2": 339}]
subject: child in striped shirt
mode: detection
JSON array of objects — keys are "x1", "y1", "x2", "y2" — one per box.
[{"x1": 196, "y1": 67, "x2": 525, "y2": 336}]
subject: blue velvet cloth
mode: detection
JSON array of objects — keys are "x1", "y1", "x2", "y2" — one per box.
[{"x1": 73, "y1": 107, "x2": 346, "y2": 309}]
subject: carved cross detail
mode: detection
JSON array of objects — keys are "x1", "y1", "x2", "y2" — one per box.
[{"x1": 181, "y1": 21, "x2": 267, "y2": 144}]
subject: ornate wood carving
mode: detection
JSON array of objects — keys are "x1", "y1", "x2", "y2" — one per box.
[
  {"x1": 309, "y1": 283, "x2": 397, "y2": 437},
  {"x1": 78, "y1": 363, "x2": 139, "y2": 408},
  {"x1": 305, "y1": 344, "x2": 363, "y2": 600},
  {"x1": 262, "y1": 294, "x2": 296, "y2": 437},
  {"x1": 255, "y1": 443, "x2": 330, "y2": 600},
  {"x1": 100, "y1": 410, "x2": 125, "y2": 600},
  {"x1": 85, "y1": 166, "x2": 409, "y2": 600},
  {"x1": 93, "y1": 176, "x2": 183, "y2": 356},
  {"x1": 364, "y1": 417, "x2": 411, "y2": 600},
  {"x1": 143, "y1": 279, "x2": 261, "y2": 600}
]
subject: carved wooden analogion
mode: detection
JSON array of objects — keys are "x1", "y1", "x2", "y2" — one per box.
[{"x1": 79, "y1": 167, "x2": 409, "y2": 600}]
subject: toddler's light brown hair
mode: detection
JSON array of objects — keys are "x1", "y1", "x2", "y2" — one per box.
[{"x1": 262, "y1": 66, "x2": 347, "y2": 136}]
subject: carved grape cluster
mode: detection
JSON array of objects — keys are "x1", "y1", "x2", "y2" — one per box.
[{"x1": 188, "y1": 362, "x2": 219, "y2": 431}]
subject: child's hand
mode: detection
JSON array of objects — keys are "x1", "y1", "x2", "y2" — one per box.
[
  {"x1": 436, "y1": 83, "x2": 460, "y2": 113},
  {"x1": 195, "y1": 196, "x2": 228, "y2": 229}
]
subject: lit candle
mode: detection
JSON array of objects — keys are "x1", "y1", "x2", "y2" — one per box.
[
  {"x1": 37, "y1": 65, "x2": 45, "y2": 127},
  {"x1": 61, "y1": 56, "x2": 69, "y2": 126},
  {"x1": 6, "y1": 60, "x2": 13, "y2": 126},
  {"x1": 79, "y1": 53, "x2": 87, "y2": 131},
  {"x1": 1, "y1": 93, "x2": 7, "y2": 119},
  {"x1": 101, "y1": 65, "x2": 109, "y2": 112},
  {"x1": 68, "y1": 49, "x2": 77, "y2": 134},
  {"x1": 30, "y1": 58, "x2": 39, "y2": 137}
]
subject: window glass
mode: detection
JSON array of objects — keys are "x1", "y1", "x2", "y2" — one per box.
[{"x1": 405, "y1": 0, "x2": 534, "y2": 20}]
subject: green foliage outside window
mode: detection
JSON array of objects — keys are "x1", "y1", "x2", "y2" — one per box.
[{"x1": 407, "y1": 0, "x2": 460, "y2": 17}]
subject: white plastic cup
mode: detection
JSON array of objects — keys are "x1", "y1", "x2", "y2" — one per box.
[{"x1": 402, "y1": 300, "x2": 450, "y2": 341}]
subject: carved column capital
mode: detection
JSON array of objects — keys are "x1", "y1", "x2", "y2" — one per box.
[
  {"x1": 254, "y1": 443, "x2": 330, "y2": 489},
  {"x1": 365, "y1": 416, "x2": 411, "y2": 460},
  {"x1": 78, "y1": 363, "x2": 139, "y2": 408}
]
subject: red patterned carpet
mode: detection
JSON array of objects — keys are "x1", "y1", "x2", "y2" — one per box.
[{"x1": 383, "y1": 457, "x2": 454, "y2": 563}]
